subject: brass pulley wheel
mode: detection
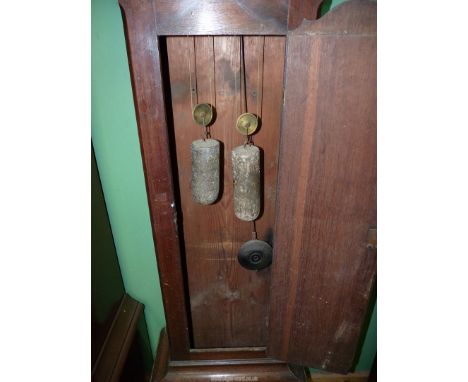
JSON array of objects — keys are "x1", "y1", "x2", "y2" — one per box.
[
  {"x1": 192, "y1": 103, "x2": 213, "y2": 126},
  {"x1": 236, "y1": 113, "x2": 258, "y2": 136}
]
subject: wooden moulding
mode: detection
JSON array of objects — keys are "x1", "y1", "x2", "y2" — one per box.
[
  {"x1": 151, "y1": 330, "x2": 308, "y2": 382},
  {"x1": 92, "y1": 294, "x2": 143, "y2": 382}
]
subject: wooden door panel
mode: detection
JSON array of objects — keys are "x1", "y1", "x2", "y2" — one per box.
[{"x1": 268, "y1": 0, "x2": 377, "y2": 373}]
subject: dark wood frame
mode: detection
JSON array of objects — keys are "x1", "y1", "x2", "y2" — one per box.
[{"x1": 118, "y1": 0, "x2": 323, "y2": 362}]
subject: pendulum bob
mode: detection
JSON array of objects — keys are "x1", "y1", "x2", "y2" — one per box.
[
  {"x1": 238, "y1": 239, "x2": 273, "y2": 270},
  {"x1": 232, "y1": 144, "x2": 261, "y2": 221},
  {"x1": 191, "y1": 139, "x2": 220, "y2": 205}
]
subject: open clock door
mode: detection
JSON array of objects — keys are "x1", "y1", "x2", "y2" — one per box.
[{"x1": 268, "y1": 0, "x2": 377, "y2": 373}]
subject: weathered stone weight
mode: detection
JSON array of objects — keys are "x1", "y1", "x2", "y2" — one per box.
[
  {"x1": 232, "y1": 145, "x2": 260, "y2": 221},
  {"x1": 191, "y1": 139, "x2": 220, "y2": 205}
]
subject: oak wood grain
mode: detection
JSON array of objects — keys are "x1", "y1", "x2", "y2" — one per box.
[{"x1": 268, "y1": 0, "x2": 377, "y2": 373}]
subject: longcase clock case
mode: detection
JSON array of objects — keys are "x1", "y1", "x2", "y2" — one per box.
[{"x1": 119, "y1": 0, "x2": 376, "y2": 380}]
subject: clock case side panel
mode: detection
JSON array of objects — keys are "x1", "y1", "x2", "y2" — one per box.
[{"x1": 268, "y1": 0, "x2": 377, "y2": 373}]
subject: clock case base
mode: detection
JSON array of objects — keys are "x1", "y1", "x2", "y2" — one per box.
[{"x1": 151, "y1": 330, "x2": 308, "y2": 382}]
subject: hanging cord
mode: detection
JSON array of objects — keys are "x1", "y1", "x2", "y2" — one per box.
[
  {"x1": 239, "y1": 37, "x2": 264, "y2": 147},
  {"x1": 188, "y1": 37, "x2": 212, "y2": 141},
  {"x1": 241, "y1": 37, "x2": 248, "y2": 115},
  {"x1": 188, "y1": 48, "x2": 195, "y2": 112},
  {"x1": 241, "y1": 37, "x2": 249, "y2": 146},
  {"x1": 192, "y1": 37, "x2": 199, "y2": 106},
  {"x1": 205, "y1": 37, "x2": 216, "y2": 140},
  {"x1": 188, "y1": 37, "x2": 199, "y2": 110},
  {"x1": 250, "y1": 38, "x2": 264, "y2": 147},
  {"x1": 251, "y1": 220, "x2": 258, "y2": 240},
  {"x1": 256, "y1": 37, "x2": 265, "y2": 130},
  {"x1": 240, "y1": 37, "x2": 250, "y2": 146},
  {"x1": 234, "y1": 37, "x2": 244, "y2": 144},
  {"x1": 204, "y1": 77, "x2": 213, "y2": 140},
  {"x1": 234, "y1": 40, "x2": 238, "y2": 122},
  {"x1": 211, "y1": 36, "x2": 216, "y2": 110}
]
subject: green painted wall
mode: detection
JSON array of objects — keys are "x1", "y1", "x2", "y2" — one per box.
[
  {"x1": 91, "y1": 0, "x2": 376, "y2": 371},
  {"x1": 91, "y1": 0, "x2": 165, "y2": 354}
]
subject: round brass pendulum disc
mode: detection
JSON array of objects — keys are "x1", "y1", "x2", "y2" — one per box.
[
  {"x1": 192, "y1": 103, "x2": 213, "y2": 126},
  {"x1": 236, "y1": 113, "x2": 258, "y2": 136}
]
